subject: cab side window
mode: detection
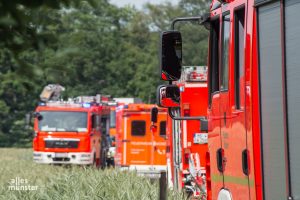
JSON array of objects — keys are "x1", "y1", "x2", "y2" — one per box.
[
  {"x1": 131, "y1": 120, "x2": 146, "y2": 136},
  {"x1": 91, "y1": 114, "x2": 98, "y2": 129},
  {"x1": 221, "y1": 14, "x2": 230, "y2": 91},
  {"x1": 101, "y1": 117, "x2": 108, "y2": 135},
  {"x1": 234, "y1": 8, "x2": 245, "y2": 109},
  {"x1": 159, "y1": 121, "x2": 166, "y2": 137},
  {"x1": 110, "y1": 110, "x2": 116, "y2": 128},
  {"x1": 209, "y1": 18, "x2": 220, "y2": 106}
]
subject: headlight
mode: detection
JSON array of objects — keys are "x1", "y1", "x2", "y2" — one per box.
[{"x1": 81, "y1": 154, "x2": 91, "y2": 158}]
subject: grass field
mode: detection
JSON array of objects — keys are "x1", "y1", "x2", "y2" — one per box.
[{"x1": 0, "y1": 148, "x2": 185, "y2": 200}]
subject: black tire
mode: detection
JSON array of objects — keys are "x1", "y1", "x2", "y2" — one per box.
[
  {"x1": 106, "y1": 158, "x2": 115, "y2": 168},
  {"x1": 100, "y1": 148, "x2": 107, "y2": 169},
  {"x1": 93, "y1": 153, "x2": 97, "y2": 167}
]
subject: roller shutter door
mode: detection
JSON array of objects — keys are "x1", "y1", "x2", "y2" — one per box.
[{"x1": 258, "y1": 1, "x2": 288, "y2": 199}]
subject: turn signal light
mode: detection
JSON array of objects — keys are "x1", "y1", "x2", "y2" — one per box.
[{"x1": 183, "y1": 103, "x2": 190, "y2": 116}]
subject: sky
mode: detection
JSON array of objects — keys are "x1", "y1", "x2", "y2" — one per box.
[{"x1": 110, "y1": 0, "x2": 180, "y2": 10}]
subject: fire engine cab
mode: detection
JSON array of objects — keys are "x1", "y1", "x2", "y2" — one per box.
[
  {"x1": 32, "y1": 85, "x2": 111, "y2": 167},
  {"x1": 115, "y1": 104, "x2": 167, "y2": 176},
  {"x1": 157, "y1": 0, "x2": 300, "y2": 199}
]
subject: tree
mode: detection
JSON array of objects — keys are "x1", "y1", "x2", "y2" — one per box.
[{"x1": 0, "y1": 0, "x2": 210, "y2": 147}]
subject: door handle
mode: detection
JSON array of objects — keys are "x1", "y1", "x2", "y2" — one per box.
[
  {"x1": 242, "y1": 149, "x2": 249, "y2": 175},
  {"x1": 217, "y1": 148, "x2": 224, "y2": 172},
  {"x1": 166, "y1": 146, "x2": 170, "y2": 153}
]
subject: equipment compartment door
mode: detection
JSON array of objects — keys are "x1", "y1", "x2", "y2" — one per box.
[
  {"x1": 285, "y1": 0, "x2": 300, "y2": 198},
  {"x1": 258, "y1": 1, "x2": 288, "y2": 199}
]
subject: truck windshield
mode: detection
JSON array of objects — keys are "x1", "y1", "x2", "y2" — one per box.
[{"x1": 38, "y1": 111, "x2": 88, "y2": 132}]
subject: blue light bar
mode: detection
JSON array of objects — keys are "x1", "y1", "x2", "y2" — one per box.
[
  {"x1": 82, "y1": 103, "x2": 91, "y2": 108},
  {"x1": 39, "y1": 102, "x2": 46, "y2": 106}
]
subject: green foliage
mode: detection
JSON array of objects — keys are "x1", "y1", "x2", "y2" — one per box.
[
  {"x1": 0, "y1": 0, "x2": 209, "y2": 147},
  {"x1": 0, "y1": 148, "x2": 186, "y2": 199},
  {"x1": 0, "y1": 0, "x2": 96, "y2": 55}
]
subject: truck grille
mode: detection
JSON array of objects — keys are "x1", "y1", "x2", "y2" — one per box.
[
  {"x1": 45, "y1": 140, "x2": 79, "y2": 149},
  {"x1": 52, "y1": 157, "x2": 71, "y2": 162}
]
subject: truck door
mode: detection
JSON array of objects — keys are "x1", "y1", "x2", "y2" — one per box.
[
  {"x1": 208, "y1": 13, "x2": 223, "y2": 199},
  {"x1": 126, "y1": 113, "x2": 151, "y2": 169},
  {"x1": 219, "y1": 3, "x2": 250, "y2": 199},
  {"x1": 100, "y1": 115, "x2": 109, "y2": 167},
  {"x1": 91, "y1": 113, "x2": 100, "y2": 162}
]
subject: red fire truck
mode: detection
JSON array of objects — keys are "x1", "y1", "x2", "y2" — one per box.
[
  {"x1": 157, "y1": 0, "x2": 300, "y2": 199},
  {"x1": 115, "y1": 103, "x2": 167, "y2": 176},
  {"x1": 179, "y1": 66, "x2": 208, "y2": 196},
  {"x1": 32, "y1": 85, "x2": 111, "y2": 167},
  {"x1": 164, "y1": 66, "x2": 208, "y2": 197}
]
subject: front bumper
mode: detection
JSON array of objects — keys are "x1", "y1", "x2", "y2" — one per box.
[
  {"x1": 33, "y1": 151, "x2": 93, "y2": 165},
  {"x1": 121, "y1": 165, "x2": 167, "y2": 178}
]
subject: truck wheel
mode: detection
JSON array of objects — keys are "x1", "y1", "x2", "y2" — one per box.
[
  {"x1": 107, "y1": 158, "x2": 115, "y2": 168},
  {"x1": 96, "y1": 154, "x2": 101, "y2": 168},
  {"x1": 217, "y1": 189, "x2": 232, "y2": 200},
  {"x1": 100, "y1": 149, "x2": 107, "y2": 169},
  {"x1": 93, "y1": 153, "x2": 97, "y2": 167}
]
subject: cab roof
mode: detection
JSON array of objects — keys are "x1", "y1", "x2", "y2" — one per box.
[{"x1": 116, "y1": 103, "x2": 167, "y2": 112}]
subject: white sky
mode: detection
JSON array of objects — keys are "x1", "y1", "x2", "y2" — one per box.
[{"x1": 110, "y1": 0, "x2": 179, "y2": 9}]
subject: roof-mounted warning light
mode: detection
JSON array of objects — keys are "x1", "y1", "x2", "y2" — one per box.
[
  {"x1": 82, "y1": 102, "x2": 91, "y2": 108},
  {"x1": 182, "y1": 66, "x2": 208, "y2": 82},
  {"x1": 108, "y1": 101, "x2": 117, "y2": 106},
  {"x1": 75, "y1": 94, "x2": 115, "y2": 106}
]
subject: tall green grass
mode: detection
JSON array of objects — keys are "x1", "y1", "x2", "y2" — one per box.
[{"x1": 0, "y1": 148, "x2": 185, "y2": 200}]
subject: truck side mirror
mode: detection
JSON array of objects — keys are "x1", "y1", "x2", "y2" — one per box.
[
  {"x1": 33, "y1": 112, "x2": 43, "y2": 121},
  {"x1": 156, "y1": 85, "x2": 180, "y2": 108},
  {"x1": 151, "y1": 107, "x2": 158, "y2": 123},
  {"x1": 160, "y1": 31, "x2": 182, "y2": 81}
]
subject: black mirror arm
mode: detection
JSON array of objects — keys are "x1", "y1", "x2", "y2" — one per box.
[
  {"x1": 171, "y1": 14, "x2": 211, "y2": 30},
  {"x1": 168, "y1": 108, "x2": 208, "y2": 132},
  {"x1": 171, "y1": 16, "x2": 203, "y2": 30},
  {"x1": 168, "y1": 107, "x2": 206, "y2": 121}
]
